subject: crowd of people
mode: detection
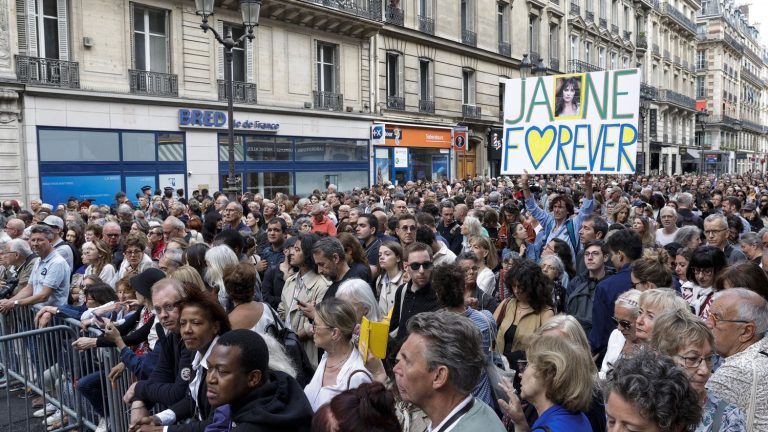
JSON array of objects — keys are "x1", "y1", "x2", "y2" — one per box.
[{"x1": 1, "y1": 170, "x2": 767, "y2": 431}]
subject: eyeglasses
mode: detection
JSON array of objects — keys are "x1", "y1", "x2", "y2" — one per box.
[
  {"x1": 462, "y1": 265, "x2": 479, "y2": 273},
  {"x1": 399, "y1": 225, "x2": 417, "y2": 232},
  {"x1": 105, "y1": 233, "x2": 120, "y2": 238},
  {"x1": 675, "y1": 354, "x2": 715, "y2": 369},
  {"x1": 584, "y1": 251, "x2": 604, "y2": 258},
  {"x1": 707, "y1": 312, "x2": 751, "y2": 328},
  {"x1": 153, "y1": 302, "x2": 180, "y2": 315},
  {"x1": 692, "y1": 267, "x2": 714, "y2": 276},
  {"x1": 311, "y1": 324, "x2": 331, "y2": 332},
  {"x1": 612, "y1": 316, "x2": 632, "y2": 330},
  {"x1": 409, "y1": 261, "x2": 434, "y2": 271},
  {"x1": 124, "y1": 249, "x2": 142, "y2": 256},
  {"x1": 704, "y1": 229, "x2": 727, "y2": 236}
]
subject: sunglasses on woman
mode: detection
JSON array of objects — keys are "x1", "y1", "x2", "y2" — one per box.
[{"x1": 612, "y1": 316, "x2": 632, "y2": 330}]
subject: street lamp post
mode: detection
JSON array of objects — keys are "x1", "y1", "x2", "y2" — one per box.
[
  {"x1": 195, "y1": 0, "x2": 261, "y2": 201},
  {"x1": 519, "y1": 54, "x2": 532, "y2": 79},
  {"x1": 639, "y1": 98, "x2": 650, "y2": 175},
  {"x1": 696, "y1": 109, "x2": 709, "y2": 175}
]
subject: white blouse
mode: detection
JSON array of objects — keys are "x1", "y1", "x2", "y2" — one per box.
[{"x1": 303, "y1": 347, "x2": 371, "y2": 412}]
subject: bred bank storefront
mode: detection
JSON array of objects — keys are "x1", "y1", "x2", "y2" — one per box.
[{"x1": 29, "y1": 96, "x2": 371, "y2": 204}]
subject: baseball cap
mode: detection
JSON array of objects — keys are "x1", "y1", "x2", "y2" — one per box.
[{"x1": 41, "y1": 215, "x2": 64, "y2": 230}]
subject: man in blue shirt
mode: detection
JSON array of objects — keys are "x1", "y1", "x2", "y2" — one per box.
[{"x1": 0, "y1": 225, "x2": 69, "y2": 312}]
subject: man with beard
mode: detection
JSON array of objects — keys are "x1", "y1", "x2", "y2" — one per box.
[{"x1": 313, "y1": 236, "x2": 358, "y2": 300}]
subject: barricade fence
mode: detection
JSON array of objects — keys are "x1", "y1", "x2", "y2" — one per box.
[{"x1": 1, "y1": 305, "x2": 134, "y2": 432}]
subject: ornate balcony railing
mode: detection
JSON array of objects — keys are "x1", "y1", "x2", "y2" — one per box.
[
  {"x1": 419, "y1": 99, "x2": 435, "y2": 114},
  {"x1": 741, "y1": 68, "x2": 766, "y2": 87},
  {"x1": 636, "y1": 35, "x2": 648, "y2": 49},
  {"x1": 217, "y1": 80, "x2": 257, "y2": 104},
  {"x1": 611, "y1": 24, "x2": 619, "y2": 34},
  {"x1": 663, "y1": 49, "x2": 671, "y2": 61},
  {"x1": 550, "y1": 58, "x2": 560, "y2": 71},
  {"x1": 652, "y1": 43, "x2": 660, "y2": 56},
  {"x1": 696, "y1": 89, "x2": 707, "y2": 98},
  {"x1": 586, "y1": 10, "x2": 594, "y2": 22},
  {"x1": 682, "y1": 59, "x2": 689, "y2": 70},
  {"x1": 313, "y1": 90, "x2": 343, "y2": 111},
  {"x1": 661, "y1": 2, "x2": 696, "y2": 34},
  {"x1": 499, "y1": 42, "x2": 511, "y2": 57},
  {"x1": 599, "y1": 18, "x2": 607, "y2": 28},
  {"x1": 709, "y1": 115, "x2": 741, "y2": 128},
  {"x1": 695, "y1": 61, "x2": 707, "y2": 71},
  {"x1": 623, "y1": 30, "x2": 631, "y2": 41},
  {"x1": 129, "y1": 69, "x2": 178, "y2": 96},
  {"x1": 418, "y1": 15, "x2": 434, "y2": 34},
  {"x1": 385, "y1": 5, "x2": 404, "y2": 26},
  {"x1": 674, "y1": 55, "x2": 680, "y2": 65},
  {"x1": 15, "y1": 55, "x2": 80, "y2": 88},
  {"x1": 640, "y1": 83, "x2": 658, "y2": 100},
  {"x1": 386, "y1": 96, "x2": 405, "y2": 110},
  {"x1": 462, "y1": 104, "x2": 481, "y2": 119},
  {"x1": 741, "y1": 119, "x2": 763, "y2": 133},
  {"x1": 308, "y1": 0, "x2": 382, "y2": 21},
  {"x1": 462, "y1": 29, "x2": 477, "y2": 47},
  {"x1": 658, "y1": 89, "x2": 696, "y2": 110},
  {"x1": 567, "y1": 59, "x2": 603, "y2": 73}
]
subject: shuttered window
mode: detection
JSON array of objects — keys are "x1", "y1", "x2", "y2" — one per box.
[{"x1": 16, "y1": 0, "x2": 69, "y2": 60}]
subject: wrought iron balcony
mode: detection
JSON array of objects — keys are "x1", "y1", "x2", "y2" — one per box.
[
  {"x1": 636, "y1": 35, "x2": 648, "y2": 49},
  {"x1": 640, "y1": 83, "x2": 658, "y2": 100},
  {"x1": 550, "y1": 58, "x2": 560, "y2": 71},
  {"x1": 658, "y1": 89, "x2": 695, "y2": 110},
  {"x1": 741, "y1": 119, "x2": 762, "y2": 133},
  {"x1": 682, "y1": 59, "x2": 689, "y2": 70},
  {"x1": 550, "y1": 0, "x2": 560, "y2": 4},
  {"x1": 663, "y1": 50, "x2": 671, "y2": 62},
  {"x1": 462, "y1": 104, "x2": 481, "y2": 119},
  {"x1": 599, "y1": 18, "x2": 607, "y2": 28},
  {"x1": 611, "y1": 24, "x2": 619, "y2": 34},
  {"x1": 652, "y1": 43, "x2": 660, "y2": 56},
  {"x1": 709, "y1": 115, "x2": 741, "y2": 128},
  {"x1": 385, "y1": 5, "x2": 404, "y2": 26},
  {"x1": 217, "y1": 80, "x2": 257, "y2": 104},
  {"x1": 623, "y1": 30, "x2": 631, "y2": 41},
  {"x1": 741, "y1": 68, "x2": 766, "y2": 87},
  {"x1": 129, "y1": 69, "x2": 178, "y2": 96},
  {"x1": 307, "y1": 0, "x2": 383, "y2": 21},
  {"x1": 499, "y1": 42, "x2": 511, "y2": 57},
  {"x1": 567, "y1": 59, "x2": 603, "y2": 73},
  {"x1": 696, "y1": 89, "x2": 707, "y2": 98},
  {"x1": 313, "y1": 90, "x2": 343, "y2": 111},
  {"x1": 418, "y1": 15, "x2": 434, "y2": 34},
  {"x1": 15, "y1": 55, "x2": 80, "y2": 88},
  {"x1": 695, "y1": 61, "x2": 707, "y2": 71},
  {"x1": 570, "y1": 1, "x2": 580, "y2": 15},
  {"x1": 419, "y1": 99, "x2": 435, "y2": 114},
  {"x1": 661, "y1": 2, "x2": 696, "y2": 34},
  {"x1": 586, "y1": 11, "x2": 594, "y2": 22},
  {"x1": 386, "y1": 96, "x2": 405, "y2": 110},
  {"x1": 723, "y1": 33, "x2": 745, "y2": 54},
  {"x1": 462, "y1": 30, "x2": 477, "y2": 47}
]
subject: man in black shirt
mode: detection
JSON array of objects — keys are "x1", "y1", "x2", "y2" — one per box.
[
  {"x1": 356, "y1": 213, "x2": 381, "y2": 279},
  {"x1": 312, "y1": 237, "x2": 358, "y2": 300},
  {"x1": 437, "y1": 201, "x2": 463, "y2": 255},
  {"x1": 390, "y1": 242, "x2": 439, "y2": 342}
]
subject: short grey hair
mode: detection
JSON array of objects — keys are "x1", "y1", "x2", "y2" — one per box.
[
  {"x1": 117, "y1": 204, "x2": 133, "y2": 216},
  {"x1": 407, "y1": 310, "x2": 485, "y2": 395},
  {"x1": 7, "y1": 239, "x2": 33, "y2": 257},
  {"x1": 740, "y1": 232, "x2": 759, "y2": 247},
  {"x1": 704, "y1": 213, "x2": 727, "y2": 228},
  {"x1": 659, "y1": 206, "x2": 677, "y2": 219},
  {"x1": 758, "y1": 227, "x2": 768, "y2": 241},
  {"x1": 163, "y1": 248, "x2": 185, "y2": 267},
  {"x1": 311, "y1": 236, "x2": 344, "y2": 261},
  {"x1": 539, "y1": 255, "x2": 564, "y2": 278},
  {"x1": 673, "y1": 226, "x2": 701, "y2": 245},
  {"x1": 713, "y1": 288, "x2": 768, "y2": 338},
  {"x1": 677, "y1": 192, "x2": 694, "y2": 208},
  {"x1": 29, "y1": 224, "x2": 54, "y2": 240},
  {"x1": 164, "y1": 216, "x2": 186, "y2": 231},
  {"x1": 294, "y1": 216, "x2": 313, "y2": 229},
  {"x1": 337, "y1": 279, "x2": 382, "y2": 322}
]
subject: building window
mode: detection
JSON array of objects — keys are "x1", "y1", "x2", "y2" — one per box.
[
  {"x1": 386, "y1": 52, "x2": 404, "y2": 98},
  {"x1": 598, "y1": 47, "x2": 606, "y2": 69},
  {"x1": 499, "y1": 80, "x2": 505, "y2": 114},
  {"x1": 622, "y1": 56, "x2": 629, "y2": 69},
  {"x1": 570, "y1": 35, "x2": 579, "y2": 61},
  {"x1": 316, "y1": 42, "x2": 338, "y2": 93},
  {"x1": 419, "y1": 58, "x2": 433, "y2": 102},
  {"x1": 696, "y1": 76, "x2": 705, "y2": 98},
  {"x1": 462, "y1": 69, "x2": 476, "y2": 105},
  {"x1": 585, "y1": 41, "x2": 592, "y2": 63},
  {"x1": 461, "y1": 0, "x2": 474, "y2": 32},
  {"x1": 599, "y1": 0, "x2": 606, "y2": 19},
  {"x1": 419, "y1": 0, "x2": 432, "y2": 17},
  {"x1": 610, "y1": 52, "x2": 617, "y2": 69},
  {"x1": 611, "y1": 0, "x2": 618, "y2": 25},
  {"x1": 498, "y1": 3, "x2": 509, "y2": 44},
  {"x1": 696, "y1": 50, "x2": 706, "y2": 68},
  {"x1": 549, "y1": 23, "x2": 559, "y2": 60},
  {"x1": 133, "y1": 4, "x2": 169, "y2": 73},
  {"x1": 28, "y1": 0, "x2": 64, "y2": 59},
  {"x1": 528, "y1": 15, "x2": 539, "y2": 54},
  {"x1": 623, "y1": 5, "x2": 630, "y2": 31},
  {"x1": 223, "y1": 23, "x2": 246, "y2": 82}
]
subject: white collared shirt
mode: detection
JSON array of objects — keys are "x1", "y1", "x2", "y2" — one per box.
[{"x1": 427, "y1": 395, "x2": 473, "y2": 432}]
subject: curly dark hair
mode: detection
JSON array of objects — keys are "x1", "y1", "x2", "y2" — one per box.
[
  {"x1": 179, "y1": 287, "x2": 231, "y2": 336},
  {"x1": 431, "y1": 263, "x2": 465, "y2": 308},
  {"x1": 503, "y1": 258, "x2": 553, "y2": 311},
  {"x1": 604, "y1": 349, "x2": 702, "y2": 432}
]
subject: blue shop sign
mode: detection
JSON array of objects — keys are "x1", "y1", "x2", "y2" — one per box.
[{"x1": 178, "y1": 108, "x2": 279, "y2": 132}]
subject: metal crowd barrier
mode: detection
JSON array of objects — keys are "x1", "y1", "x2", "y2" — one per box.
[{"x1": 0, "y1": 306, "x2": 134, "y2": 432}]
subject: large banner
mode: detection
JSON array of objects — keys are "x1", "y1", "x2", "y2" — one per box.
[{"x1": 500, "y1": 69, "x2": 640, "y2": 174}]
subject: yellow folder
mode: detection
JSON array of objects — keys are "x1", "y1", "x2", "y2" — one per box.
[{"x1": 358, "y1": 309, "x2": 392, "y2": 360}]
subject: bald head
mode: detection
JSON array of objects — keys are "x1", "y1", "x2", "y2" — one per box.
[
  {"x1": 4, "y1": 218, "x2": 25, "y2": 239},
  {"x1": 709, "y1": 288, "x2": 768, "y2": 357}
]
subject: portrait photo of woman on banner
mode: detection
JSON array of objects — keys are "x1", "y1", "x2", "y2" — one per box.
[{"x1": 554, "y1": 75, "x2": 584, "y2": 119}]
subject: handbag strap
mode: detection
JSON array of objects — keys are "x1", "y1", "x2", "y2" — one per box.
[
  {"x1": 346, "y1": 368, "x2": 373, "y2": 389},
  {"x1": 711, "y1": 398, "x2": 727, "y2": 432},
  {"x1": 496, "y1": 298, "x2": 511, "y2": 328}
]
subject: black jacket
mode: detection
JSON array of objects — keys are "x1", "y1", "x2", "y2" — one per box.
[
  {"x1": 565, "y1": 269, "x2": 613, "y2": 334},
  {"x1": 228, "y1": 371, "x2": 313, "y2": 432},
  {"x1": 437, "y1": 221, "x2": 463, "y2": 256},
  {"x1": 134, "y1": 331, "x2": 194, "y2": 408}
]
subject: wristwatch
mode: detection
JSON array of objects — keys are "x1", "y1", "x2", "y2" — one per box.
[{"x1": 13, "y1": 300, "x2": 18, "y2": 307}]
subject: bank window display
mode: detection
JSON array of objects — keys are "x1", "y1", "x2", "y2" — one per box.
[
  {"x1": 295, "y1": 171, "x2": 368, "y2": 196},
  {"x1": 158, "y1": 133, "x2": 185, "y2": 161},
  {"x1": 244, "y1": 136, "x2": 292, "y2": 161},
  {"x1": 246, "y1": 172, "x2": 293, "y2": 197},
  {"x1": 217, "y1": 135, "x2": 245, "y2": 161},
  {"x1": 294, "y1": 138, "x2": 367, "y2": 161},
  {"x1": 39, "y1": 130, "x2": 120, "y2": 161},
  {"x1": 123, "y1": 133, "x2": 156, "y2": 161}
]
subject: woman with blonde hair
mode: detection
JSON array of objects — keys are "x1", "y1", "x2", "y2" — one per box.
[
  {"x1": 630, "y1": 248, "x2": 673, "y2": 291},
  {"x1": 169, "y1": 265, "x2": 207, "y2": 293},
  {"x1": 499, "y1": 334, "x2": 595, "y2": 431},
  {"x1": 635, "y1": 288, "x2": 690, "y2": 342},
  {"x1": 460, "y1": 216, "x2": 483, "y2": 254},
  {"x1": 610, "y1": 203, "x2": 631, "y2": 226},
  {"x1": 82, "y1": 239, "x2": 116, "y2": 287},
  {"x1": 632, "y1": 215, "x2": 658, "y2": 247},
  {"x1": 468, "y1": 235, "x2": 499, "y2": 296}
]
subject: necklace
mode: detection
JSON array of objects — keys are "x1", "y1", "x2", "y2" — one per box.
[{"x1": 326, "y1": 349, "x2": 352, "y2": 370}]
